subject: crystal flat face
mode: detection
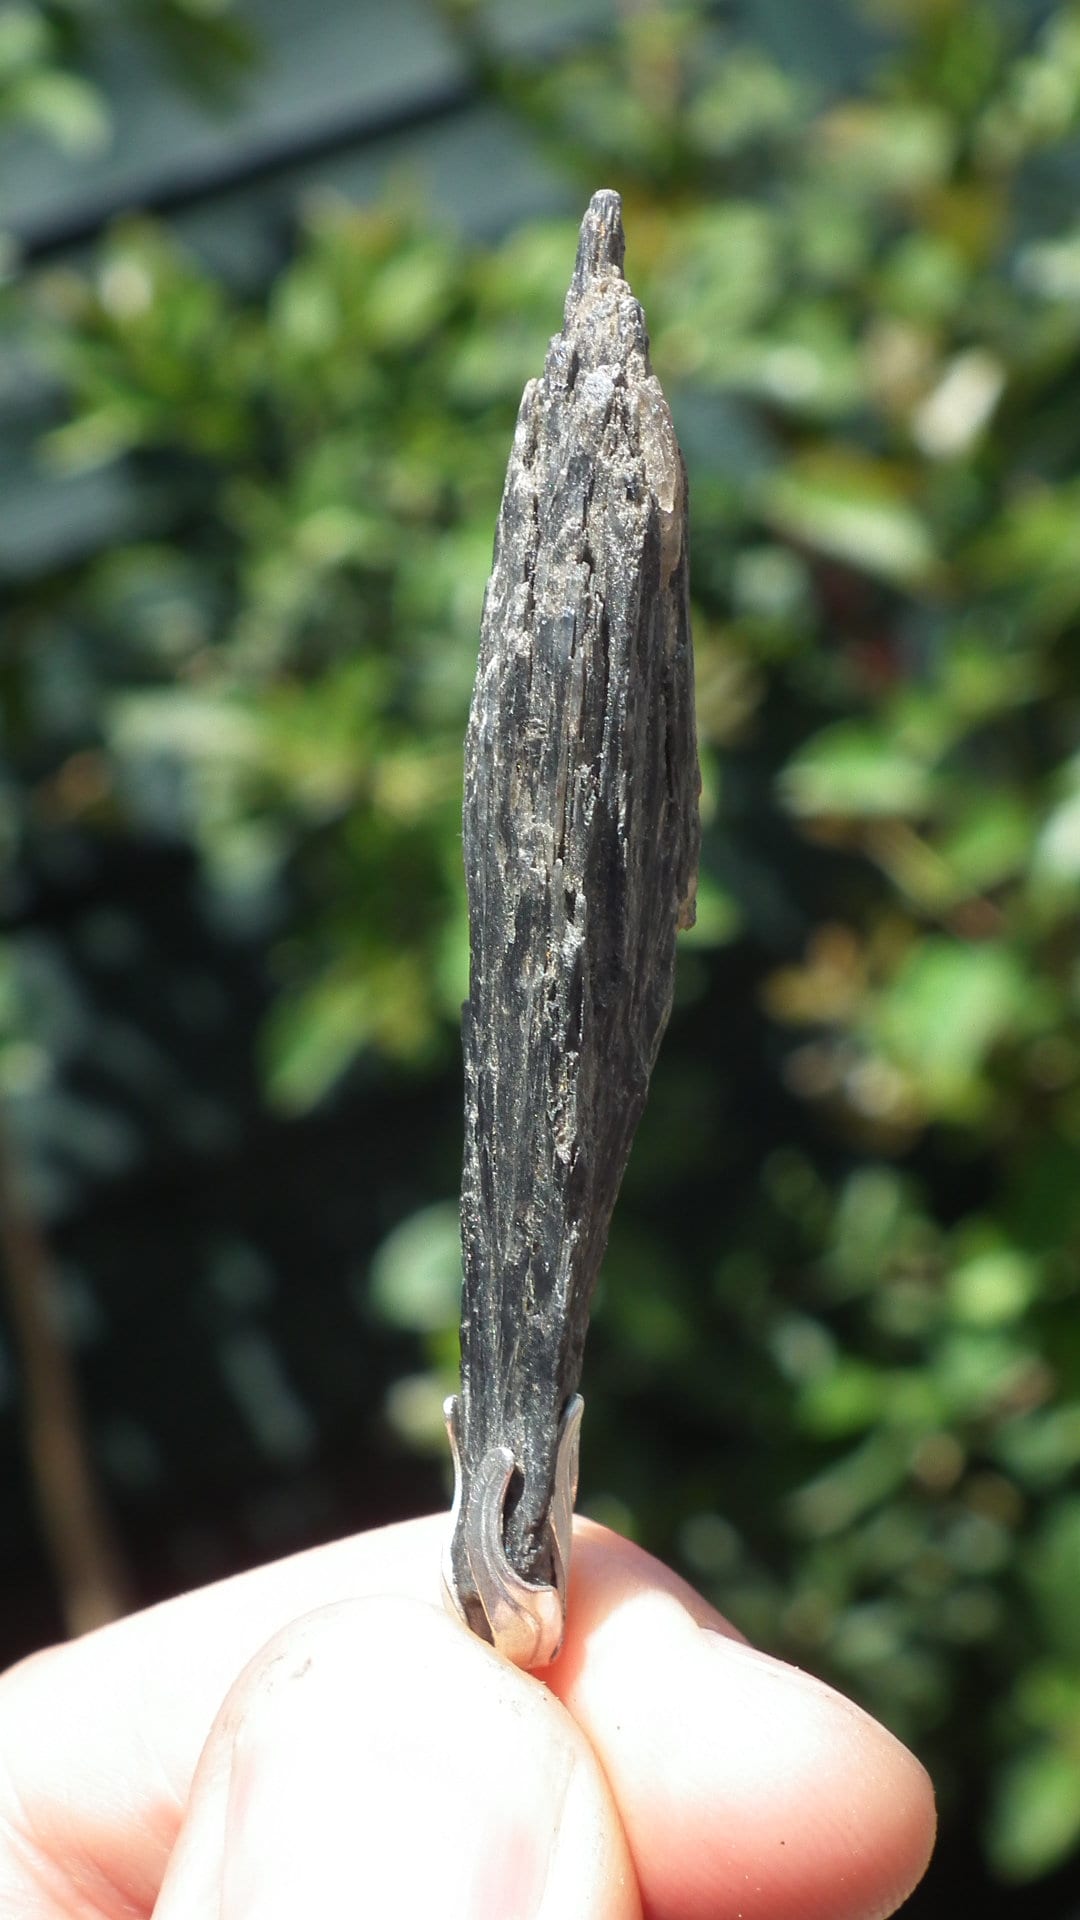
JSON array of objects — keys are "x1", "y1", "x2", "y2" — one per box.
[{"x1": 446, "y1": 190, "x2": 700, "y2": 1666}]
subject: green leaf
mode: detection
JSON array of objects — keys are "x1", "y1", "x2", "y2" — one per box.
[
  {"x1": 369, "y1": 246, "x2": 457, "y2": 350},
  {"x1": 798, "y1": 1358, "x2": 887, "y2": 1437},
  {"x1": 788, "y1": 1430, "x2": 911, "y2": 1536},
  {"x1": 261, "y1": 972, "x2": 374, "y2": 1113},
  {"x1": 782, "y1": 722, "x2": 935, "y2": 818},
  {"x1": 369, "y1": 1202, "x2": 461, "y2": 1334},
  {"x1": 939, "y1": 795, "x2": 1031, "y2": 894},
  {"x1": 652, "y1": 204, "x2": 783, "y2": 362},
  {"x1": 1026, "y1": 1501, "x2": 1080, "y2": 1662},
  {"x1": 871, "y1": 939, "x2": 1037, "y2": 1117},
  {"x1": 687, "y1": 49, "x2": 800, "y2": 157},
  {"x1": 0, "y1": 5, "x2": 50, "y2": 77},
  {"x1": 680, "y1": 872, "x2": 741, "y2": 947},
  {"x1": 820, "y1": 101, "x2": 957, "y2": 194},
  {"x1": 989, "y1": 1746, "x2": 1080, "y2": 1881},
  {"x1": 948, "y1": 1246, "x2": 1037, "y2": 1327},
  {"x1": 764, "y1": 460, "x2": 935, "y2": 585},
  {"x1": 8, "y1": 68, "x2": 110, "y2": 152},
  {"x1": 1035, "y1": 773, "x2": 1080, "y2": 883}
]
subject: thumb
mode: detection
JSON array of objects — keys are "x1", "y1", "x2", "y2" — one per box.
[{"x1": 152, "y1": 1594, "x2": 639, "y2": 1920}]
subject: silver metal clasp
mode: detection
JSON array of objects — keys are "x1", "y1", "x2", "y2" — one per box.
[{"x1": 442, "y1": 1394, "x2": 583, "y2": 1670}]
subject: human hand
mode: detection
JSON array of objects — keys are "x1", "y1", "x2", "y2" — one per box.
[{"x1": 0, "y1": 1514, "x2": 934, "y2": 1918}]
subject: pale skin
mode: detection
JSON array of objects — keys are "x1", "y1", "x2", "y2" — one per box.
[{"x1": 0, "y1": 1514, "x2": 936, "y2": 1919}]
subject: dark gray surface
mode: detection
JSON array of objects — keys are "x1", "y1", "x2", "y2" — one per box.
[{"x1": 451, "y1": 192, "x2": 700, "y2": 1607}]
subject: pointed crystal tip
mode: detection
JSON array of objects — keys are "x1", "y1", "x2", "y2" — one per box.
[{"x1": 569, "y1": 189, "x2": 625, "y2": 300}]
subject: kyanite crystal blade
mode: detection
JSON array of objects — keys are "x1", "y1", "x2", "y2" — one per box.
[{"x1": 449, "y1": 189, "x2": 701, "y2": 1649}]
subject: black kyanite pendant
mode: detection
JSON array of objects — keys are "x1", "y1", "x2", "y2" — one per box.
[{"x1": 443, "y1": 190, "x2": 700, "y2": 1667}]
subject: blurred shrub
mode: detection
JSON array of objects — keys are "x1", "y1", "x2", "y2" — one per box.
[
  {"x1": 0, "y1": 0, "x2": 253, "y2": 165},
  {"x1": 4, "y1": 0, "x2": 1080, "y2": 1891}
]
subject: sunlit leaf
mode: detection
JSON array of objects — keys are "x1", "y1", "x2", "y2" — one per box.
[
  {"x1": 989, "y1": 1746, "x2": 1080, "y2": 1881},
  {"x1": 870, "y1": 939, "x2": 1040, "y2": 1117},
  {"x1": 5, "y1": 67, "x2": 110, "y2": 152},
  {"x1": 765, "y1": 458, "x2": 935, "y2": 584},
  {"x1": 782, "y1": 723, "x2": 935, "y2": 818},
  {"x1": 369, "y1": 1201, "x2": 461, "y2": 1335}
]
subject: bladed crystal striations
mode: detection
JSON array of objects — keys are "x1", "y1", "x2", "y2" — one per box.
[{"x1": 450, "y1": 189, "x2": 701, "y2": 1642}]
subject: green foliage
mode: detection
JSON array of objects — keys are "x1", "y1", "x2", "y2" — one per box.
[
  {"x1": 0, "y1": 0, "x2": 254, "y2": 161},
  {"x1": 0, "y1": 4, "x2": 109, "y2": 155},
  {"x1": 5, "y1": 0, "x2": 1080, "y2": 1895}
]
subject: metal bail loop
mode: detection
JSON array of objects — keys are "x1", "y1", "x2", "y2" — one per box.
[{"x1": 442, "y1": 1394, "x2": 584, "y2": 1669}]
